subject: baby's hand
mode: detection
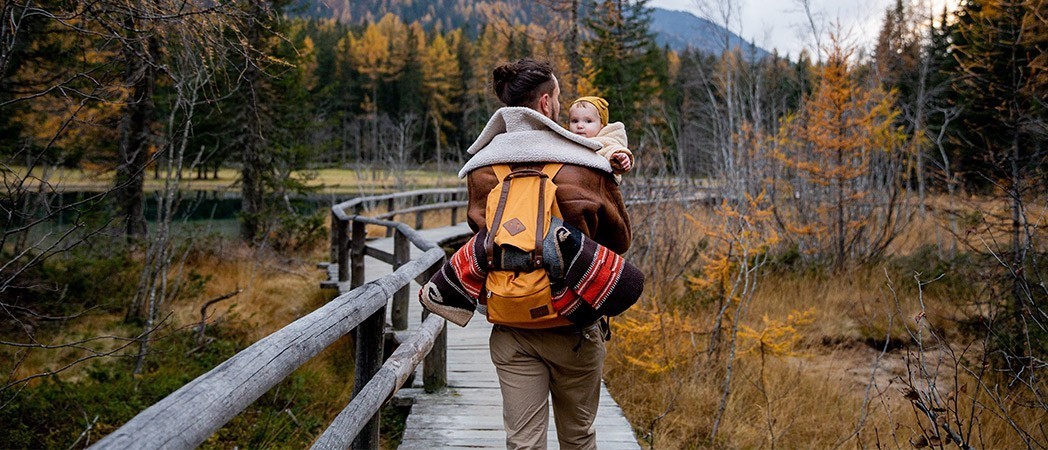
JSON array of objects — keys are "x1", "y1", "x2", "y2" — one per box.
[{"x1": 612, "y1": 152, "x2": 632, "y2": 172}]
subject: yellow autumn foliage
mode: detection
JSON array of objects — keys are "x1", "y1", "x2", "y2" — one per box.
[{"x1": 737, "y1": 308, "x2": 816, "y2": 358}]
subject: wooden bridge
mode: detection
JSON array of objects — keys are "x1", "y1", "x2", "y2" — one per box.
[{"x1": 88, "y1": 184, "x2": 706, "y2": 449}]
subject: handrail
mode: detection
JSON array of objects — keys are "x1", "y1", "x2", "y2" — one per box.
[
  {"x1": 323, "y1": 192, "x2": 471, "y2": 449},
  {"x1": 311, "y1": 313, "x2": 445, "y2": 450},
  {"x1": 331, "y1": 188, "x2": 467, "y2": 221},
  {"x1": 90, "y1": 181, "x2": 712, "y2": 450},
  {"x1": 90, "y1": 188, "x2": 472, "y2": 450}
]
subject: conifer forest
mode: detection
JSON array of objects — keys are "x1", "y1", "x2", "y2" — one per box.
[{"x1": 1, "y1": 0, "x2": 1046, "y2": 448}]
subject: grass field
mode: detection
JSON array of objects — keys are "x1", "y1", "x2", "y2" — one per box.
[{"x1": 604, "y1": 195, "x2": 1048, "y2": 449}]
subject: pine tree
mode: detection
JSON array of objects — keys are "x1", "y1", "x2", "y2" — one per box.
[
  {"x1": 948, "y1": 0, "x2": 1047, "y2": 370},
  {"x1": 584, "y1": 0, "x2": 661, "y2": 125},
  {"x1": 233, "y1": 0, "x2": 317, "y2": 242}
]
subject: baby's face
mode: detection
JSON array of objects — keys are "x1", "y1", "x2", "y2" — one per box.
[{"x1": 568, "y1": 102, "x2": 602, "y2": 138}]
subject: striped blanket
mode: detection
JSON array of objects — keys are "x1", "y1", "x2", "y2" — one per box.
[{"x1": 419, "y1": 219, "x2": 644, "y2": 327}]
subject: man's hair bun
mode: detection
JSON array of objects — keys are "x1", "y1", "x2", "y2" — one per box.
[{"x1": 491, "y1": 58, "x2": 555, "y2": 107}]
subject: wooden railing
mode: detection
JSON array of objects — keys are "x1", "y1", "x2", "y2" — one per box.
[
  {"x1": 86, "y1": 182, "x2": 716, "y2": 450},
  {"x1": 90, "y1": 188, "x2": 471, "y2": 450}
]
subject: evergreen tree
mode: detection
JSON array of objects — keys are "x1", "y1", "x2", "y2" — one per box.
[
  {"x1": 232, "y1": 0, "x2": 318, "y2": 242},
  {"x1": 949, "y1": 0, "x2": 1045, "y2": 189},
  {"x1": 584, "y1": 0, "x2": 661, "y2": 126},
  {"x1": 948, "y1": 0, "x2": 1047, "y2": 370}
]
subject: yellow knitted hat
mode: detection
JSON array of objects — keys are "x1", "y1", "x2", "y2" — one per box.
[{"x1": 571, "y1": 96, "x2": 609, "y2": 127}]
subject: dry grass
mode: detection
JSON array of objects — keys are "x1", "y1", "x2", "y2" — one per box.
[
  {"x1": 170, "y1": 243, "x2": 332, "y2": 341},
  {"x1": 6, "y1": 195, "x2": 464, "y2": 386},
  {"x1": 606, "y1": 193, "x2": 1048, "y2": 449},
  {"x1": 6, "y1": 239, "x2": 333, "y2": 386},
  {"x1": 5, "y1": 166, "x2": 462, "y2": 194}
]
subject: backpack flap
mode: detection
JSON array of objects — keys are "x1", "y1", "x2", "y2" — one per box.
[{"x1": 484, "y1": 166, "x2": 558, "y2": 258}]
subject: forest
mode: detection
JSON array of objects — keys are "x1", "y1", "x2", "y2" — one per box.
[{"x1": 1, "y1": 0, "x2": 1046, "y2": 448}]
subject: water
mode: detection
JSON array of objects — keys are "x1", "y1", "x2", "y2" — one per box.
[{"x1": 8, "y1": 190, "x2": 349, "y2": 242}]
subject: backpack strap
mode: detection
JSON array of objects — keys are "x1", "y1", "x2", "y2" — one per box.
[
  {"x1": 492, "y1": 164, "x2": 512, "y2": 181},
  {"x1": 541, "y1": 163, "x2": 564, "y2": 179},
  {"x1": 534, "y1": 163, "x2": 562, "y2": 267},
  {"x1": 485, "y1": 165, "x2": 511, "y2": 267},
  {"x1": 483, "y1": 163, "x2": 563, "y2": 270}
]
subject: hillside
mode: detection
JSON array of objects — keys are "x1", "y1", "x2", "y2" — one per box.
[
  {"x1": 292, "y1": 0, "x2": 770, "y2": 56},
  {"x1": 650, "y1": 7, "x2": 771, "y2": 58}
]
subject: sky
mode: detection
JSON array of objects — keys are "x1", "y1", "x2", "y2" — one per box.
[{"x1": 648, "y1": 0, "x2": 956, "y2": 58}]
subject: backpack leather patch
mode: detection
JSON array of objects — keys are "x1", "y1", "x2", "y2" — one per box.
[{"x1": 503, "y1": 218, "x2": 526, "y2": 236}]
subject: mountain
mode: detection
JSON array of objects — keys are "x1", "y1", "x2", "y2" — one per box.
[
  {"x1": 291, "y1": 1, "x2": 770, "y2": 58},
  {"x1": 650, "y1": 7, "x2": 771, "y2": 58}
]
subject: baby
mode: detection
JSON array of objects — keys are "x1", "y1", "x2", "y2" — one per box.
[{"x1": 568, "y1": 96, "x2": 634, "y2": 181}]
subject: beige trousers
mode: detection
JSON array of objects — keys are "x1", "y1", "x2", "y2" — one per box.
[{"x1": 489, "y1": 323, "x2": 606, "y2": 450}]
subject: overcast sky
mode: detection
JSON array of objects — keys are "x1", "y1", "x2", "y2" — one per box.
[{"x1": 648, "y1": 0, "x2": 956, "y2": 58}]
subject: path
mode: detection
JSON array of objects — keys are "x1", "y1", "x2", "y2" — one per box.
[{"x1": 343, "y1": 223, "x2": 641, "y2": 449}]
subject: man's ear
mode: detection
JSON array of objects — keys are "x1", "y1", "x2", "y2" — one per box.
[{"x1": 538, "y1": 93, "x2": 551, "y2": 118}]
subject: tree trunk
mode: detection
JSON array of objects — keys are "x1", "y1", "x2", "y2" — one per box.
[
  {"x1": 836, "y1": 145, "x2": 845, "y2": 270},
  {"x1": 114, "y1": 31, "x2": 156, "y2": 238},
  {"x1": 568, "y1": 0, "x2": 582, "y2": 95},
  {"x1": 239, "y1": 8, "x2": 266, "y2": 242},
  {"x1": 239, "y1": 66, "x2": 265, "y2": 242}
]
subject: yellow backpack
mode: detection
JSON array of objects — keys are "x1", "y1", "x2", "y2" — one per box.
[{"x1": 482, "y1": 163, "x2": 572, "y2": 329}]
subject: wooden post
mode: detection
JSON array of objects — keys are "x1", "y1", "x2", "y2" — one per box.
[
  {"x1": 385, "y1": 198, "x2": 395, "y2": 237},
  {"x1": 414, "y1": 194, "x2": 425, "y2": 230},
  {"x1": 350, "y1": 219, "x2": 365, "y2": 289},
  {"x1": 353, "y1": 304, "x2": 385, "y2": 450},
  {"x1": 336, "y1": 217, "x2": 350, "y2": 284},
  {"x1": 391, "y1": 230, "x2": 410, "y2": 330},
  {"x1": 421, "y1": 262, "x2": 447, "y2": 393},
  {"x1": 330, "y1": 210, "x2": 339, "y2": 267},
  {"x1": 351, "y1": 217, "x2": 381, "y2": 449},
  {"x1": 450, "y1": 191, "x2": 459, "y2": 225}
]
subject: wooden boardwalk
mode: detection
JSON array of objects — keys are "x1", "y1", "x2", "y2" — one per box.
[{"x1": 350, "y1": 223, "x2": 641, "y2": 449}]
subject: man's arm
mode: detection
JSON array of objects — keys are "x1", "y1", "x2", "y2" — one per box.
[
  {"x1": 553, "y1": 165, "x2": 631, "y2": 254},
  {"x1": 466, "y1": 166, "x2": 498, "y2": 233}
]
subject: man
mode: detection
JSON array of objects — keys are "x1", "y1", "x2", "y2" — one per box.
[{"x1": 459, "y1": 57, "x2": 632, "y2": 449}]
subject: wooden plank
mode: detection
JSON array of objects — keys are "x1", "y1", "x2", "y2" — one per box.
[{"x1": 397, "y1": 313, "x2": 641, "y2": 449}]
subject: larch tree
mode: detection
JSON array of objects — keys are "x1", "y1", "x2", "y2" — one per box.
[
  {"x1": 421, "y1": 30, "x2": 462, "y2": 168},
  {"x1": 347, "y1": 15, "x2": 403, "y2": 161},
  {"x1": 772, "y1": 36, "x2": 908, "y2": 269}
]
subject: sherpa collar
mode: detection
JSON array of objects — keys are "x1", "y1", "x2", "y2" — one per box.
[{"x1": 458, "y1": 107, "x2": 613, "y2": 178}]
